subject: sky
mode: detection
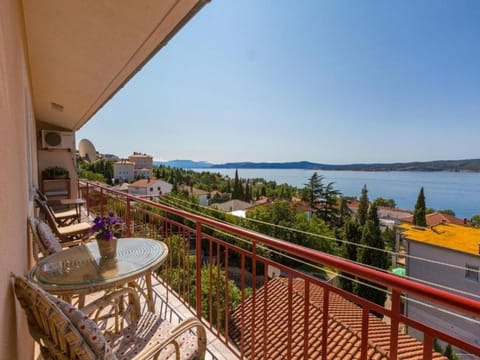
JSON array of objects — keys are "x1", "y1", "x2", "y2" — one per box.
[{"x1": 77, "y1": 0, "x2": 480, "y2": 164}]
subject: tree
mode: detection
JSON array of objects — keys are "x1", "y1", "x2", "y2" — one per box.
[
  {"x1": 413, "y1": 187, "x2": 427, "y2": 226},
  {"x1": 302, "y1": 172, "x2": 324, "y2": 209},
  {"x1": 357, "y1": 185, "x2": 369, "y2": 226},
  {"x1": 233, "y1": 169, "x2": 241, "y2": 200},
  {"x1": 438, "y1": 209, "x2": 455, "y2": 216},
  {"x1": 339, "y1": 219, "x2": 362, "y2": 292},
  {"x1": 319, "y1": 181, "x2": 341, "y2": 225},
  {"x1": 471, "y1": 214, "x2": 480, "y2": 227},
  {"x1": 443, "y1": 344, "x2": 459, "y2": 360},
  {"x1": 338, "y1": 197, "x2": 352, "y2": 225},
  {"x1": 354, "y1": 203, "x2": 388, "y2": 310},
  {"x1": 373, "y1": 197, "x2": 396, "y2": 208}
]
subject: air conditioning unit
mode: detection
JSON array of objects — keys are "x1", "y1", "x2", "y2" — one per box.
[{"x1": 41, "y1": 130, "x2": 74, "y2": 150}]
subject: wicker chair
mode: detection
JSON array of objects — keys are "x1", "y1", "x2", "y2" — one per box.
[
  {"x1": 28, "y1": 217, "x2": 88, "y2": 261},
  {"x1": 12, "y1": 275, "x2": 207, "y2": 360}
]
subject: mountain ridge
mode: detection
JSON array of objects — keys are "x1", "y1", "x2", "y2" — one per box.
[{"x1": 154, "y1": 159, "x2": 480, "y2": 172}]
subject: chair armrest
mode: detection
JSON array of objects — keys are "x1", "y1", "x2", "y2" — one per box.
[
  {"x1": 80, "y1": 287, "x2": 141, "y2": 327},
  {"x1": 138, "y1": 317, "x2": 207, "y2": 360}
]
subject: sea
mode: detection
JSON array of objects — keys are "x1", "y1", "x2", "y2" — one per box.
[{"x1": 191, "y1": 169, "x2": 480, "y2": 219}]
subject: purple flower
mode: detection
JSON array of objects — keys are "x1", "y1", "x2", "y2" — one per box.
[{"x1": 92, "y1": 213, "x2": 124, "y2": 241}]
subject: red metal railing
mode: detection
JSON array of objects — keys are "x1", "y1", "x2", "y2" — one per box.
[{"x1": 80, "y1": 181, "x2": 480, "y2": 359}]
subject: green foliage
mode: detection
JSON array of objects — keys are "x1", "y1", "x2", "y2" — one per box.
[
  {"x1": 471, "y1": 214, "x2": 480, "y2": 227},
  {"x1": 443, "y1": 344, "x2": 459, "y2": 360},
  {"x1": 338, "y1": 219, "x2": 362, "y2": 293},
  {"x1": 42, "y1": 166, "x2": 69, "y2": 179},
  {"x1": 160, "y1": 235, "x2": 245, "y2": 332},
  {"x1": 373, "y1": 197, "x2": 396, "y2": 208},
  {"x1": 413, "y1": 187, "x2": 427, "y2": 226},
  {"x1": 301, "y1": 172, "x2": 342, "y2": 227},
  {"x1": 438, "y1": 209, "x2": 456, "y2": 216},
  {"x1": 78, "y1": 169, "x2": 106, "y2": 182},
  {"x1": 354, "y1": 205, "x2": 388, "y2": 308},
  {"x1": 302, "y1": 172, "x2": 324, "y2": 208},
  {"x1": 246, "y1": 201, "x2": 338, "y2": 259},
  {"x1": 426, "y1": 207, "x2": 435, "y2": 215},
  {"x1": 357, "y1": 185, "x2": 369, "y2": 226},
  {"x1": 382, "y1": 227, "x2": 396, "y2": 251}
]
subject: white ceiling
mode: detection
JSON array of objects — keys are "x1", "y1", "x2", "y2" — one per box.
[{"x1": 22, "y1": 0, "x2": 208, "y2": 131}]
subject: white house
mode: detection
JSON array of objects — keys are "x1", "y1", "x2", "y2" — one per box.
[
  {"x1": 113, "y1": 160, "x2": 135, "y2": 182},
  {"x1": 179, "y1": 185, "x2": 210, "y2": 206},
  {"x1": 128, "y1": 179, "x2": 172, "y2": 198},
  {"x1": 399, "y1": 223, "x2": 480, "y2": 351}
]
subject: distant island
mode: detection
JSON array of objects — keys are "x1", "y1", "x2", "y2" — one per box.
[{"x1": 154, "y1": 159, "x2": 480, "y2": 172}]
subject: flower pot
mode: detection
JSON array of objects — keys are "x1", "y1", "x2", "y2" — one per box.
[{"x1": 96, "y1": 236, "x2": 118, "y2": 260}]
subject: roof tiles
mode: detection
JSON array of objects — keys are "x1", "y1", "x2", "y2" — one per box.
[{"x1": 230, "y1": 278, "x2": 446, "y2": 359}]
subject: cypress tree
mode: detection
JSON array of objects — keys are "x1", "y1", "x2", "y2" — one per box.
[
  {"x1": 413, "y1": 187, "x2": 427, "y2": 227},
  {"x1": 339, "y1": 219, "x2": 362, "y2": 292},
  {"x1": 233, "y1": 169, "x2": 240, "y2": 200},
  {"x1": 357, "y1": 184, "x2": 369, "y2": 226},
  {"x1": 354, "y1": 203, "x2": 388, "y2": 310}
]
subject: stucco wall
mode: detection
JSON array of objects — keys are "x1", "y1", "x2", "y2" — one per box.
[
  {"x1": 406, "y1": 240, "x2": 480, "y2": 348},
  {"x1": 0, "y1": 0, "x2": 37, "y2": 358}
]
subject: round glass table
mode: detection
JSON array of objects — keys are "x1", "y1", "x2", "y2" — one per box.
[{"x1": 29, "y1": 237, "x2": 168, "y2": 310}]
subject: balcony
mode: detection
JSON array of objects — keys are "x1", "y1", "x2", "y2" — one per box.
[{"x1": 78, "y1": 181, "x2": 480, "y2": 360}]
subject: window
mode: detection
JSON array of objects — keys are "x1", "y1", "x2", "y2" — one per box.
[
  {"x1": 465, "y1": 264, "x2": 479, "y2": 281},
  {"x1": 157, "y1": 187, "x2": 161, "y2": 190},
  {"x1": 150, "y1": 187, "x2": 153, "y2": 192}
]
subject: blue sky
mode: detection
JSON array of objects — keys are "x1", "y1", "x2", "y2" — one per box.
[{"x1": 77, "y1": 1, "x2": 480, "y2": 164}]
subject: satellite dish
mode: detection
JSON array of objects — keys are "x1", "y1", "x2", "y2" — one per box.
[{"x1": 78, "y1": 139, "x2": 97, "y2": 163}]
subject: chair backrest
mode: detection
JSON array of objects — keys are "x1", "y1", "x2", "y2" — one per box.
[
  {"x1": 12, "y1": 275, "x2": 97, "y2": 360},
  {"x1": 34, "y1": 196, "x2": 58, "y2": 228},
  {"x1": 36, "y1": 188, "x2": 49, "y2": 202},
  {"x1": 28, "y1": 217, "x2": 47, "y2": 262},
  {"x1": 31, "y1": 217, "x2": 63, "y2": 257}
]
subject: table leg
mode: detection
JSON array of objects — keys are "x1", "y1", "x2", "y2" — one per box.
[{"x1": 145, "y1": 273, "x2": 154, "y2": 312}]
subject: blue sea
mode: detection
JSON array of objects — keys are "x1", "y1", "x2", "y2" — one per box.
[{"x1": 192, "y1": 169, "x2": 480, "y2": 219}]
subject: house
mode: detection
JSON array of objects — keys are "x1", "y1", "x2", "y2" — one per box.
[
  {"x1": 348, "y1": 199, "x2": 413, "y2": 229},
  {"x1": 400, "y1": 211, "x2": 471, "y2": 227},
  {"x1": 212, "y1": 199, "x2": 252, "y2": 213},
  {"x1": 128, "y1": 179, "x2": 173, "y2": 198},
  {"x1": 128, "y1": 152, "x2": 153, "y2": 178},
  {"x1": 230, "y1": 277, "x2": 446, "y2": 359},
  {"x1": 179, "y1": 185, "x2": 210, "y2": 206},
  {"x1": 113, "y1": 160, "x2": 135, "y2": 182},
  {"x1": 399, "y1": 223, "x2": 480, "y2": 349}
]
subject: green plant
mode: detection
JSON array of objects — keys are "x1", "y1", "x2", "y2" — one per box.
[{"x1": 42, "y1": 166, "x2": 69, "y2": 179}]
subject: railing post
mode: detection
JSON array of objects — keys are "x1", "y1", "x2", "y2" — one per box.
[
  {"x1": 126, "y1": 198, "x2": 131, "y2": 237},
  {"x1": 390, "y1": 289, "x2": 401, "y2": 360},
  {"x1": 322, "y1": 287, "x2": 329, "y2": 360},
  {"x1": 196, "y1": 222, "x2": 202, "y2": 319},
  {"x1": 423, "y1": 334, "x2": 433, "y2": 360},
  {"x1": 85, "y1": 183, "x2": 90, "y2": 216},
  {"x1": 100, "y1": 187, "x2": 104, "y2": 217},
  {"x1": 361, "y1": 307, "x2": 370, "y2": 360}
]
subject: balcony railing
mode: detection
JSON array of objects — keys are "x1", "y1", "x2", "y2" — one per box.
[{"x1": 79, "y1": 181, "x2": 480, "y2": 359}]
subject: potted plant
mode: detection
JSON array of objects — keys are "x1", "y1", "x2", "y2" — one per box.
[{"x1": 42, "y1": 166, "x2": 69, "y2": 180}]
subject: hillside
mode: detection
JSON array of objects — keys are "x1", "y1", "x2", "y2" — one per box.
[{"x1": 210, "y1": 159, "x2": 480, "y2": 172}]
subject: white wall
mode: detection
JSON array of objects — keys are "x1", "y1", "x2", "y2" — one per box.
[{"x1": 406, "y1": 240, "x2": 480, "y2": 348}]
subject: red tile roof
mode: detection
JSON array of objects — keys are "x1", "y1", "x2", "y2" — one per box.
[
  {"x1": 401, "y1": 211, "x2": 471, "y2": 227},
  {"x1": 230, "y1": 278, "x2": 445, "y2": 360}
]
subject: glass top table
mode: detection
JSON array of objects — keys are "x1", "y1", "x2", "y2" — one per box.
[{"x1": 29, "y1": 237, "x2": 168, "y2": 310}]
